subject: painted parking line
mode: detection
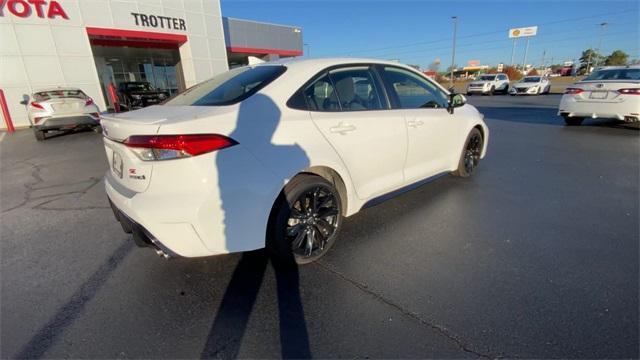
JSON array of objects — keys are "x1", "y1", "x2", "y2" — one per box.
[{"x1": 0, "y1": 132, "x2": 6, "y2": 143}]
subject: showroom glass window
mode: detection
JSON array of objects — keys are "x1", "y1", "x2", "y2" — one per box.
[
  {"x1": 165, "y1": 65, "x2": 286, "y2": 106},
  {"x1": 382, "y1": 67, "x2": 449, "y2": 109}
]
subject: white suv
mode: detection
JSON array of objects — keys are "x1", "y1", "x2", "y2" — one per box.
[{"x1": 467, "y1": 74, "x2": 510, "y2": 95}]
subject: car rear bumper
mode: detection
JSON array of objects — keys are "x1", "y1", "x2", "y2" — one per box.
[
  {"x1": 35, "y1": 115, "x2": 99, "y2": 130},
  {"x1": 558, "y1": 95, "x2": 640, "y2": 122},
  {"x1": 103, "y1": 145, "x2": 282, "y2": 258}
]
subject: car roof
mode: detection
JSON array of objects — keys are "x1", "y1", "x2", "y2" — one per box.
[
  {"x1": 596, "y1": 65, "x2": 640, "y2": 70},
  {"x1": 257, "y1": 57, "x2": 421, "y2": 72}
]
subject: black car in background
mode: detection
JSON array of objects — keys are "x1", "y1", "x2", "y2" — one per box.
[{"x1": 117, "y1": 82, "x2": 169, "y2": 110}]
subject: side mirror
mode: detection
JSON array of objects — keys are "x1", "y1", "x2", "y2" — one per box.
[{"x1": 447, "y1": 93, "x2": 466, "y2": 114}]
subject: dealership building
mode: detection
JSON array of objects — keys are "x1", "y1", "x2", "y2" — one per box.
[{"x1": 0, "y1": 0, "x2": 302, "y2": 129}]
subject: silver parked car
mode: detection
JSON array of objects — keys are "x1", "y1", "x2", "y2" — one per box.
[{"x1": 26, "y1": 87, "x2": 100, "y2": 141}]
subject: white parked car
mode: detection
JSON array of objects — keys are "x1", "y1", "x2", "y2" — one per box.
[
  {"x1": 509, "y1": 76, "x2": 551, "y2": 95},
  {"x1": 466, "y1": 73, "x2": 510, "y2": 95},
  {"x1": 101, "y1": 58, "x2": 489, "y2": 264},
  {"x1": 559, "y1": 65, "x2": 640, "y2": 125},
  {"x1": 26, "y1": 87, "x2": 101, "y2": 141}
]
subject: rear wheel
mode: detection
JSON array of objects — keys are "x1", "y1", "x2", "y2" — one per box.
[
  {"x1": 33, "y1": 129, "x2": 45, "y2": 141},
  {"x1": 268, "y1": 175, "x2": 342, "y2": 265},
  {"x1": 563, "y1": 116, "x2": 584, "y2": 126},
  {"x1": 502, "y1": 85, "x2": 509, "y2": 94},
  {"x1": 453, "y1": 128, "x2": 483, "y2": 178}
]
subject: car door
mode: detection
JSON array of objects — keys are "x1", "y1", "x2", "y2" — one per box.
[
  {"x1": 378, "y1": 65, "x2": 461, "y2": 183},
  {"x1": 307, "y1": 66, "x2": 408, "y2": 200}
]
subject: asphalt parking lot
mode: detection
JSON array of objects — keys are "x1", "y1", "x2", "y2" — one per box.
[{"x1": 1, "y1": 94, "x2": 638, "y2": 359}]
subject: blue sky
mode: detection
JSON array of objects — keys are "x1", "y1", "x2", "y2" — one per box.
[{"x1": 220, "y1": 0, "x2": 639, "y2": 69}]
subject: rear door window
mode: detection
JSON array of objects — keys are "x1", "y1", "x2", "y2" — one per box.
[
  {"x1": 327, "y1": 67, "x2": 384, "y2": 111},
  {"x1": 165, "y1": 65, "x2": 286, "y2": 106}
]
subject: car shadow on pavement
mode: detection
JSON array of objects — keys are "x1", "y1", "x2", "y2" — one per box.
[
  {"x1": 201, "y1": 93, "x2": 311, "y2": 359},
  {"x1": 14, "y1": 240, "x2": 134, "y2": 359}
]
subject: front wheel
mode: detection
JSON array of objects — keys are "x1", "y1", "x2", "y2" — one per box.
[
  {"x1": 268, "y1": 175, "x2": 342, "y2": 265},
  {"x1": 452, "y1": 128, "x2": 483, "y2": 178},
  {"x1": 488, "y1": 86, "x2": 495, "y2": 96}
]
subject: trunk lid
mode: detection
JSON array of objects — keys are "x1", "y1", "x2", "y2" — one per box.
[
  {"x1": 573, "y1": 80, "x2": 640, "y2": 102},
  {"x1": 101, "y1": 105, "x2": 237, "y2": 193},
  {"x1": 46, "y1": 98, "x2": 86, "y2": 113}
]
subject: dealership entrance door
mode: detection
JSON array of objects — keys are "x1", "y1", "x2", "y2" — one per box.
[{"x1": 87, "y1": 28, "x2": 187, "y2": 110}]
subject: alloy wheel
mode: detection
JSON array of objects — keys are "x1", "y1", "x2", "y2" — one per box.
[
  {"x1": 285, "y1": 185, "x2": 340, "y2": 259},
  {"x1": 464, "y1": 133, "x2": 483, "y2": 174}
]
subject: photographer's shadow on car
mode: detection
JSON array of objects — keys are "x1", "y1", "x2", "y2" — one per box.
[{"x1": 201, "y1": 93, "x2": 312, "y2": 359}]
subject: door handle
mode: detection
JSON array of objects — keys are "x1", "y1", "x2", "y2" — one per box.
[
  {"x1": 407, "y1": 119, "x2": 424, "y2": 128},
  {"x1": 330, "y1": 123, "x2": 357, "y2": 134}
]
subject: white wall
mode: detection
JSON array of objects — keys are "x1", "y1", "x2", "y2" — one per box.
[{"x1": 0, "y1": 0, "x2": 228, "y2": 129}]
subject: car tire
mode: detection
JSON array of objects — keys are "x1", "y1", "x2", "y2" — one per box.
[
  {"x1": 267, "y1": 174, "x2": 343, "y2": 265},
  {"x1": 452, "y1": 128, "x2": 483, "y2": 178},
  {"x1": 502, "y1": 85, "x2": 509, "y2": 94},
  {"x1": 34, "y1": 129, "x2": 45, "y2": 141},
  {"x1": 488, "y1": 86, "x2": 495, "y2": 96},
  {"x1": 466, "y1": 92, "x2": 472, "y2": 96},
  {"x1": 93, "y1": 125, "x2": 103, "y2": 134},
  {"x1": 563, "y1": 116, "x2": 584, "y2": 126}
]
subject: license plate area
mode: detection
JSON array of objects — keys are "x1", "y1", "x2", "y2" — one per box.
[
  {"x1": 112, "y1": 151, "x2": 123, "y2": 179},
  {"x1": 589, "y1": 91, "x2": 608, "y2": 99}
]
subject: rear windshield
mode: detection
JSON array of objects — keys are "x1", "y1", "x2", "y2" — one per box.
[
  {"x1": 523, "y1": 77, "x2": 541, "y2": 82},
  {"x1": 583, "y1": 68, "x2": 640, "y2": 81},
  {"x1": 33, "y1": 89, "x2": 88, "y2": 101},
  {"x1": 165, "y1": 65, "x2": 286, "y2": 106}
]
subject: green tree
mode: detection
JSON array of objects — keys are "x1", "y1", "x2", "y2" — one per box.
[
  {"x1": 605, "y1": 50, "x2": 629, "y2": 66},
  {"x1": 579, "y1": 49, "x2": 604, "y2": 74}
]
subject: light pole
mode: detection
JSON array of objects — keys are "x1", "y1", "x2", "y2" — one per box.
[
  {"x1": 449, "y1": 16, "x2": 458, "y2": 89},
  {"x1": 594, "y1": 22, "x2": 608, "y2": 67}
]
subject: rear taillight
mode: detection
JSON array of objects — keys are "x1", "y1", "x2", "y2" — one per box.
[
  {"x1": 564, "y1": 88, "x2": 584, "y2": 95},
  {"x1": 617, "y1": 88, "x2": 640, "y2": 95},
  {"x1": 85, "y1": 98, "x2": 94, "y2": 106},
  {"x1": 30, "y1": 101, "x2": 44, "y2": 109},
  {"x1": 123, "y1": 134, "x2": 237, "y2": 161}
]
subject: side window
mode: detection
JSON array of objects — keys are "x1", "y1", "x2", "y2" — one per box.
[
  {"x1": 303, "y1": 73, "x2": 339, "y2": 111},
  {"x1": 381, "y1": 67, "x2": 449, "y2": 109},
  {"x1": 328, "y1": 67, "x2": 383, "y2": 111}
]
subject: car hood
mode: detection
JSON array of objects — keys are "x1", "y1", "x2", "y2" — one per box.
[
  {"x1": 470, "y1": 81, "x2": 491, "y2": 86},
  {"x1": 514, "y1": 82, "x2": 540, "y2": 88},
  {"x1": 129, "y1": 90, "x2": 167, "y2": 96}
]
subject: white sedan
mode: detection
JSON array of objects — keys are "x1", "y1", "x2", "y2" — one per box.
[
  {"x1": 509, "y1": 76, "x2": 551, "y2": 95},
  {"x1": 559, "y1": 65, "x2": 640, "y2": 125},
  {"x1": 101, "y1": 58, "x2": 489, "y2": 264},
  {"x1": 26, "y1": 87, "x2": 101, "y2": 141}
]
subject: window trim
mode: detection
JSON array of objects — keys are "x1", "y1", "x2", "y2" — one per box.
[
  {"x1": 286, "y1": 63, "x2": 391, "y2": 112},
  {"x1": 378, "y1": 65, "x2": 450, "y2": 110}
]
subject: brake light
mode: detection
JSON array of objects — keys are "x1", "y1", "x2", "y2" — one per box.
[
  {"x1": 564, "y1": 88, "x2": 584, "y2": 95},
  {"x1": 85, "y1": 98, "x2": 94, "y2": 106},
  {"x1": 617, "y1": 88, "x2": 640, "y2": 95},
  {"x1": 30, "y1": 101, "x2": 44, "y2": 109},
  {"x1": 123, "y1": 134, "x2": 237, "y2": 161}
]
